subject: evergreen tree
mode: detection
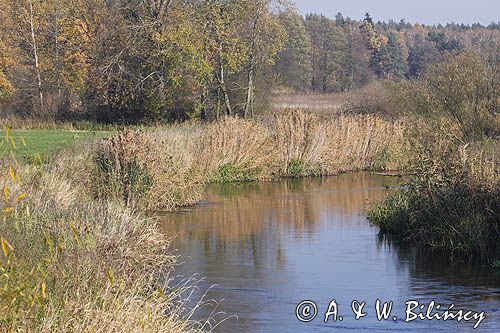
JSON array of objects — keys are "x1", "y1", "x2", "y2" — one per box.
[
  {"x1": 275, "y1": 8, "x2": 312, "y2": 91},
  {"x1": 385, "y1": 32, "x2": 407, "y2": 79},
  {"x1": 408, "y1": 34, "x2": 442, "y2": 77}
]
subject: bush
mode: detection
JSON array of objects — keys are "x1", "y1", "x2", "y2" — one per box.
[{"x1": 369, "y1": 143, "x2": 500, "y2": 261}]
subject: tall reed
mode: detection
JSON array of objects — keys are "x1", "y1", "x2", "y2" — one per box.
[{"x1": 91, "y1": 111, "x2": 409, "y2": 209}]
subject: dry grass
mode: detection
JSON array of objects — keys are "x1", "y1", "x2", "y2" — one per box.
[
  {"x1": 197, "y1": 117, "x2": 273, "y2": 181},
  {"x1": 369, "y1": 120, "x2": 500, "y2": 261},
  {"x1": 0, "y1": 127, "x2": 210, "y2": 332},
  {"x1": 93, "y1": 129, "x2": 204, "y2": 211},
  {"x1": 270, "y1": 90, "x2": 348, "y2": 115},
  {"x1": 272, "y1": 110, "x2": 409, "y2": 176},
  {"x1": 272, "y1": 111, "x2": 328, "y2": 176},
  {"x1": 323, "y1": 115, "x2": 409, "y2": 172},
  {"x1": 90, "y1": 111, "x2": 409, "y2": 209}
]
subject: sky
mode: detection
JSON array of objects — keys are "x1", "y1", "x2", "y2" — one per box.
[{"x1": 292, "y1": 0, "x2": 500, "y2": 25}]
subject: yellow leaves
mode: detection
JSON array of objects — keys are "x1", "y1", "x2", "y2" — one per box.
[
  {"x1": 16, "y1": 193, "x2": 26, "y2": 202},
  {"x1": 1, "y1": 237, "x2": 13, "y2": 257},
  {"x1": 3, "y1": 183, "x2": 9, "y2": 201},
  {"x1": 105, "y1": 267, "x2": 115, "y2": 285},
  {"x1": 3, "y1": 207, "x2": 14, "y2": 214},
  {"x1": 41, "y1": 282, "x2": 46, "y2": 298},
  {"x1": 9, "y1": 166, "x2": 15, "y2": 181},
  {"x1": 1, "y1": 238, "x2": 7, "y2": 257},
  {"x1": 70, "y1": 224, "x2": 80, "y2": 247}
]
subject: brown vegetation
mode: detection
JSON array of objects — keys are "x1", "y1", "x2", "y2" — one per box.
[
  {"x1": 0, "y1": 138, "x2": 205, "y2": 331},
  {"x1": 91, "y1": 111, "x2": 409, "y2": 209}
]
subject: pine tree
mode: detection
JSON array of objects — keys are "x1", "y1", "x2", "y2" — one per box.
[
  {"x1": 275, "y1": 8, "x2": 312, "y2": 91},
  {"x1": 385, "y1": 32, "x2": 407, "y2": 80}
]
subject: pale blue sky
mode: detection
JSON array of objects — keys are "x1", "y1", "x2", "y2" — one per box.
[{"x1": 292, "y1": 0, "x2": 499, "y2": 25}]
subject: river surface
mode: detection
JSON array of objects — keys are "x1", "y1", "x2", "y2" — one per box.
[{"x1": 159, "y1": 173, "x2": 500, "y2": 332}]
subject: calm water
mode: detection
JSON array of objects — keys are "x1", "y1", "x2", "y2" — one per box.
[{"x1": 159, "y1": 173, "x2": 500, "y2": 332}]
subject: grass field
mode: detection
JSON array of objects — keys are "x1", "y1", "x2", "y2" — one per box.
[{"x1": 0, "y1": 129, "x2": 108, "y2": 161}]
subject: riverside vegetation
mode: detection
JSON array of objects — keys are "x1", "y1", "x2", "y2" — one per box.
[
  {"x1": 0, "y1": 111, "x2": 409, "y2": 331},
  {"x1": 368, "y1": 51, "x2": 499, "y2": 264},
  {"x1": 0, "y1": 131, "x2": 209, "y2": 331}
]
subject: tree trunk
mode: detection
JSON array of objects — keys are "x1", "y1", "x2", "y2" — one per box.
[
  {"x1": 200, "y1": 78, "x2": 208, "y2": 121},
  {"x1": 217, "y1": 52, "x2": 232, "y2": 116},
  {"x1": 244, "y1": 51, "x2": 255, "y2": 118},
  {"x1": 29, "y1": 1, "x2": 43, "y2": 113},
  {"x1": 53, "y1": 0, "x2": 61, "y2": 98},
  {"x1": 215, "y1": 87, "x2": 220, "y2": 120},
  {"x1": 216, "y1": 86, "x2": 221, "y2": 120},
  {"x1": 244, "y1": 17, "x2": 258, "y2": 119},
  {"x1": 244, "y1": 66, "x2": 254, "y2": 119}
]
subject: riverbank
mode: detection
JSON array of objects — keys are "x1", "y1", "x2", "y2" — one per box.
[
  {"x1": 365, "y1": 50, "x2": 500, "y2": 265},
  {"x1": 368, "y1": 140, "x2": 500, "y2": 264},
  {"x1": 0, "y1": 111, "x2": 409, "y2": 330},
  {"x1": 0, "y1": 132, "x2": 204, "y2": 331}
]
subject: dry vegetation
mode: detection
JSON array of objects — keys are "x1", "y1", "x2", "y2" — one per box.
[
  {"x1": 271, "y1": 90, "x2": 348, "y2": 115},
  {"x1": 0, "y1": 110, "x2": 408, "y2": 331},
  {"x1": 0, "y1": 134, "x2": 207, "y2": 332},
  {"x1": 91, "y1": 111, "x2": 409, "y2": 210},
  {"x1": 368, "y1": 50, "x2": 500, "y2": 263}
]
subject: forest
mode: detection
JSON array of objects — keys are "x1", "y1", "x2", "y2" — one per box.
[{"x1": 0, "y1": 0, "x2": 499, "y2": 122}]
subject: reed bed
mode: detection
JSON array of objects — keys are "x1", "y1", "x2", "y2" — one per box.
[
  {"x1": 91, "y1": 111, "x2": 409, "y2": 209},
  {"x1": 196, "y1": 117, "x2": 274, "y2": 182},
  {"x1": 271, "y1": 91, "x2": 347, "y2": 115}
]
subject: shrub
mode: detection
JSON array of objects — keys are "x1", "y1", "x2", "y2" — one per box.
[{"x1": 369, "y1": 143, "x2": 500, "y2": 261}]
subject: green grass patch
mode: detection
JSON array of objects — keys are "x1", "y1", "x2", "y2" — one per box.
[
  {"x1": 210, "y1": 163, "x2": 260, "y2": 183},
  {"x1": 0, "y1": 130, "x2": 108, "y2": 162},
  {"x1": 287, "y1": 159, "x2": 306, "y2": 177}
]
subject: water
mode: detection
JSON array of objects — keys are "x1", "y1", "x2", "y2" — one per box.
[{"x1": 159, "y1": 173, "x2": 500, "y2": 332}]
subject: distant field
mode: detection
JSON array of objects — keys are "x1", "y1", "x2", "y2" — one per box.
[
  {"x1": 271, "y1": 91, "x2": 348, "y2": 113},
  {"x1": 0, "y1": 129, "x2": 108, "y2": 161}
]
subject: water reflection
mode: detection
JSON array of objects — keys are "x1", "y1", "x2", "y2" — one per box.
[{"x1": 159, "y1": 173, "x2": 500, "y2": 332}]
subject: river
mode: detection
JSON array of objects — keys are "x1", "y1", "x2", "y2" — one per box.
[{"x1": 159, "y1": 172, "x2": 500, "y2": 332}]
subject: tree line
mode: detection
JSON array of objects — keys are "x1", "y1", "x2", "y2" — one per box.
[{"x1": 0, "y1": 0, "x2": 498, "y2": 123}]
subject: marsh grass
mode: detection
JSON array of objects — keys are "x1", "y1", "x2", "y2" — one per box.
[
  {"x1": 272, "y1": 110, "x2": 409, "y2": 177},
  {"x1": 271, "y1": 90, "x2": 348, "y2": 115},
  {"x1": 0, "y1": 131, "x2": 209, "y2": 332},
  {"x1": 197, "y1": 117, "x2": 273, "y2": 182},
  {"x1": 93, "y1": 129, "x2": 204, "y2": 211},
  {"x1": 91, "y1": 112, "x2": 409, "y2": 209}
]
